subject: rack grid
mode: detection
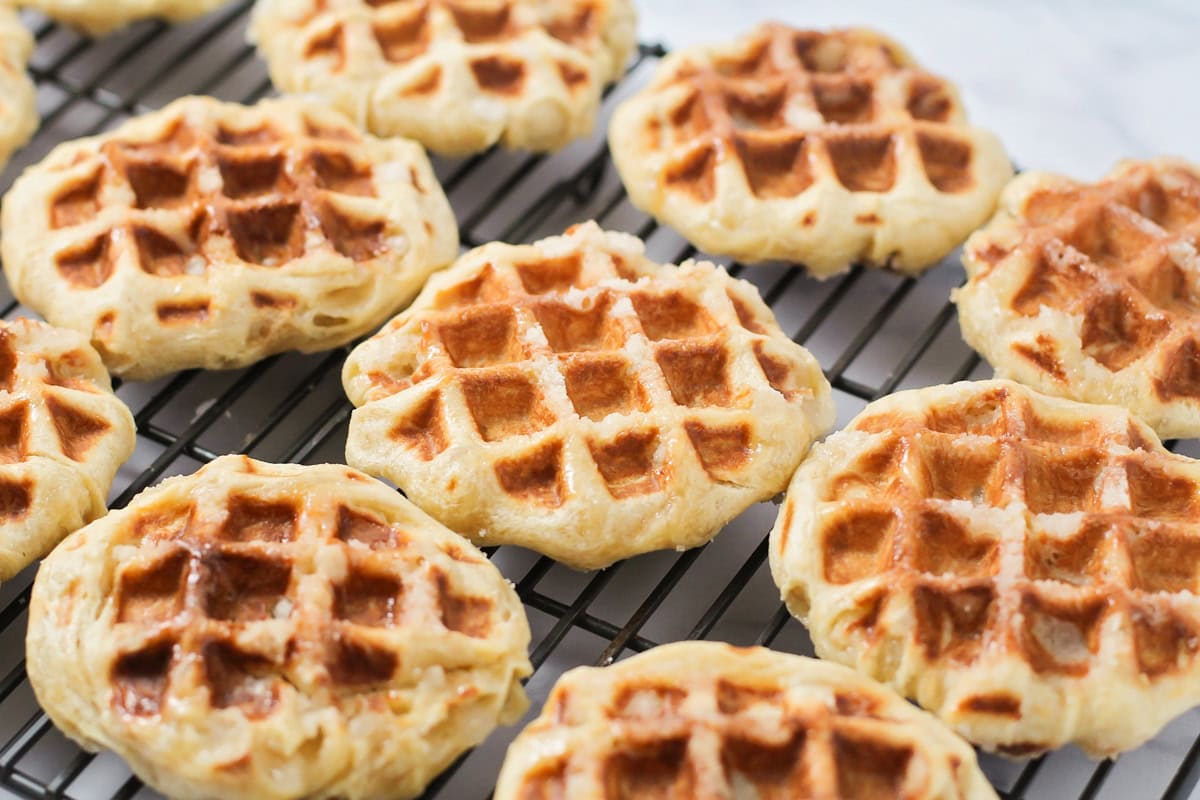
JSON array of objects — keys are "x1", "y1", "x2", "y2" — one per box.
[{"x1": 2, "y1": 4, "x2": 1200, "y2": 799}]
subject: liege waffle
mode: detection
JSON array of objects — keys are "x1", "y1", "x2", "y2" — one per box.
[
  {"x1": 343, "y1": 222, "x2": 834, "y2": 570},
  {"x1": 495, "y1": 641, "x2": 998, "y2": 800},
  {"x1": 770, "y1": 379, "x2": 1200, "y2": 757},
  {"x1": 1, "y1": 95, "x2": 458, "y2": 381},
  {"x1": 610, "y1": 23, "x2": 1013, "y2": 277},
  {"x1": 956, "y1": 159, "x2": 1200, "y2": 439},
  {"x1": 0, "y1": 6, "x2": 36, "y2": 172},
  {"x1": 27, "y1": 455, "x2": 532, "y2": 800},
  {"x1": 20, "y1": 0, "x2": 232, "y2": 36},
  {"x1": 0, "y1": 318, "x2": 134, "y2": 580},
  {"x1": 250, "y1": 0, "x2": 638, "y2": 156}
]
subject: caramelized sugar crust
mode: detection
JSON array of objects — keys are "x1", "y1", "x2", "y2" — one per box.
[
  {"x1": 610, "y1": 24, "x2": 1013, "y2": 276},
  {"x1": 343, "y1": 222, "x2": 834, "y2": 569},
  {"x1": 958, "y1": 159, "x2": 1200, "y2": 439},
  {"x1": 0, "y1": 318, "x2": 134, "y2": 581},
  {"x1": 1, "y1": 96, "x2": 457, "y2": 380},
  {"x1": 771, "y1": 379, "x2": 1200, "y2": 757},
  {"x1": 494, "y1": 642, "x2": 997, "y2": 800},
  {"x1": 26, "y1": 456, "x2": 531, "y2": 800},
  {"x1": 251, "y1": 0, "x2": 638, "y2": 155}
]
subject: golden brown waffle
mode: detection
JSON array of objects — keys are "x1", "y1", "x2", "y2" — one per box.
[
  {"x1": 610, "y1": 24, "x2": 1013, "y2": 277},
  {"x1": 1, "y1": 95, "x2": 458, "y2": 380},
  {"x1": 0, "y1": 318, "x2": 134, "y2": 580},
  {"x1": 0, "y1": 6, "x2": 35, "y2": 171},
  {"x1": 251, "y1": 0, "x2": 637, "y2": 156},
  {"x1": 27, "y1": 455, "x2": 532, "y2": 800},
  {"x1": 770, "y1": 379, "x2": 1200, "y2": 757},
  {"x1": 956, "y1": 160, "x2": 1200, "y2": 439},
  {"x1": 495, "y1": 641, "x2": 998, "y2": 799},
  {"x1": 343, "y1": 222, "x2": 834, "y2": 570},
  {"x1": 21, "y1": 0, "x2": 231, "y2": 36}
]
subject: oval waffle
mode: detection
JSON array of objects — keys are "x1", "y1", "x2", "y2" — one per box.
[
  {"x1": 0, "y1": 318, "x2": 135, "y2": 580},
  {"x1": 771, "y1": 379, "x2": 1200, "y2": 757},
  {"x1": 21, "y1": 0, "x2": 232, "y2": 36},
  {"x1": 956, "y1": 159, "x2": 1200, "y2": 439},
  {"x1": 1, "y1": 95, "x2": 458, "y2": 380},
  {"x1": 610, "y1": 23, "x2": 1013, "y2": 277},
  {"x1": 251, "y1": 0, "x2": 638, "y2": 156},
  {"x1": 343, "y1": 222, "x2": 835, "y2": 570},
  {"x1": 27, "y1": 455, "x2": 532, "y2": 800},
  {"x1": 0, "y1": 6, "x2": 35, "y2": 171},
  {"x1": 495, "y1": 641, "x2": 998, "y2": 800}
]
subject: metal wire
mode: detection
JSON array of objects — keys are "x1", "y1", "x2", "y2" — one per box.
[{"x1": 2, "y1": 5, "x2": 1199, "y2": 800}]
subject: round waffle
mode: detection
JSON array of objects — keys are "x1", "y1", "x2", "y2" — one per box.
[
  {"x1": 1, "y1": 95, "x2": 458, "y2": 381},
  {"x1": 27, "y1": 455, "x2": 532, "y2": 800},
  {"x1": 343, "y1": 222, "x2": 835, "y2": 570},
  {"x1": 770, "y1": 379, "x2": 1200, "y2": 757},
  {"x1": 610, "y1": 24, "x2": 1013, "y2": 278},
  {"x1": 956, "y1": 159, "x2": 1200, "y2": 440},
  {"x1": 0, "y1": 318, "x2": 135, "y2": 580},
  {"x1": 495, "y1": 641, "x2": 998, "y2": 799},
  {"x1": 250, "y1": 0, "x2": 637, "y2": 156},
  {"x1": 0, "y1": 6, "x2": 36, "y2": 171},
  {"x1": 20, "y1": 0, "x2": 231, "y2": 36}
]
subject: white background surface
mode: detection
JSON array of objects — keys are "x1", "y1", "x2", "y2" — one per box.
[{"x1": 638, "y1": 0, "x2": 1200, "y2": 179}]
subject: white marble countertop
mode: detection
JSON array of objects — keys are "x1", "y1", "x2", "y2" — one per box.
[{"x1": 636, "y1": 0, "x2": 1200, "y2": 180}]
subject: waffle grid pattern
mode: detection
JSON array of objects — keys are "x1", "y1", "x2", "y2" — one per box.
[
  {"x1": 640, "y1": 26, "x2": 969, "y2": 199},
  {"x1": 495, "y1": 643, "x2": 996, "y2": 799},
  {"x1": 108, "y1": 478, "x2": 507, "y2": 719},
  {"x1": 251, "y1": 0, "x2": 637, "y2": 155},
  {"x1": 0, "y1": 318, "x2": 135, "y2": 580},
  {"x1": 28, "y1": 457, "x2": 531, "y2": 799},
  {"x1": 957, "y1": 160, "x2": 1200, "y2": 439},
  {"x1": 344, "y1": 223, "x2": 833, "y2": 569},
  {"x1": 610, "y1": 23, "x2": 1013, "y2": 276},
  {"x1": 772, "y1": 381, "x2": 1200, "y2": 757},
  {"x1": 1, "y1": 96, "x2": 457, "y2": 379}
]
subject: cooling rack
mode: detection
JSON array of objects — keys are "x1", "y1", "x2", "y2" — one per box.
[{"x1": 2, "y1": 3, "x2": 1200, "y2": 799}]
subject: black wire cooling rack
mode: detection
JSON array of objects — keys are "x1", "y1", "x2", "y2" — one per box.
[{"x1": 3, "y1": 3, "x2": 1200, "y2": 799}]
